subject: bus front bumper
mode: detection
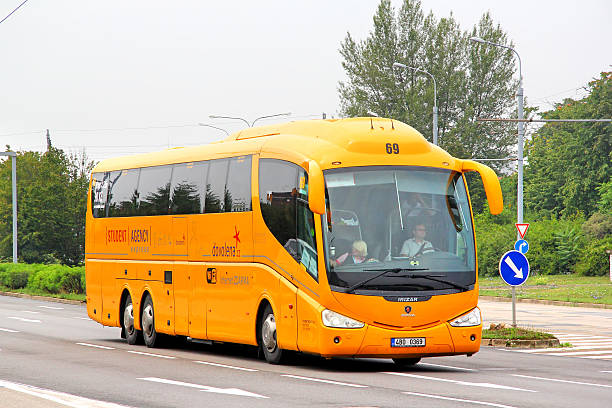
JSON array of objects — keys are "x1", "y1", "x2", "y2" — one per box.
[{"x1": 314, "y1": 322, "x2": 482, "y2": 358}]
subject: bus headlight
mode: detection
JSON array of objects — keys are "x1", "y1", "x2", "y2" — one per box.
[
  {"x1": 322, "y1": 309, "x2": 364, "y2": 329},
  {"x1": 449, "y1": 307, "x2": 481, "y2": 327}
]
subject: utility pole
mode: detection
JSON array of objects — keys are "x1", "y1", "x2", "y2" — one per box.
[
  {"x1": 46, "y1": 129, "x2": 52, "y2": 151},
  {"x1": 470, "y1": 36, "x2": 523, "y2": 327}
]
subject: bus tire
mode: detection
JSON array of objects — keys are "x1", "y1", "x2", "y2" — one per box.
[
  {"x1": 122, "y1": 293, "x2": 141, "y2": 345},
  {"x1": 259, "y1": 304, "x2": 284, "y2": 364},
  {"x1": 142, "y1": 295, "x2": 158, "y2": 348},
  {"x1": 392, "y1": 357, "x2": 421, "y2": 368}
]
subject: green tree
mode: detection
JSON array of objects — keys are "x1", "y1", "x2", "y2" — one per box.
[
  {"x1": 0, "y1": 146, "x2": 94, "y2": 265},
  {"x1": 525, "y1": 71, "x2": 612, "y2": 218},
  {"x1": 338, "y1": 0, "x2": 518, "y2": 174}
]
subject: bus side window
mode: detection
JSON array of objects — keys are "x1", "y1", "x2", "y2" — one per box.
[
  {"x1": 205, "y1": 159, "x2": 229, "y2": 213},
  {"x1": 170, "y1": 161, "x2": 208, "y2": 214},
  {"x1": 259, "y1": 159, "x2": 298, "y2": 260},
  {"x1": 226, "y1": 156, "x2": 252, "y2": 212},
  {"x1": 259, "y1": 159, "x2": 318, "y2": 281},
  {"x1": 137, "y1": 165, "x2": 172, "y2": 216},
  {"x1": 91, "y1": 172, "x2": 108, "y2": 218},
  {"x1": 107, "y1": 168, "x2": 140, "y2": 217},
  {"x1": 297, "y1": 169, "x2": 318, "y2": 280}
]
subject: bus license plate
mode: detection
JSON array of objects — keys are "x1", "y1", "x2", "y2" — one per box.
[{"x1": 391, "y1": 337, "x2": 426, "y2": 347}]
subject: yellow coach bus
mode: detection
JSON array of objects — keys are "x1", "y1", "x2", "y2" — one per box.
[{"x1": 85, "y1": 118, "x2": 502, "y2": 366}]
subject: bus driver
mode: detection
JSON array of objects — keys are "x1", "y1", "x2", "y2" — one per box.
[{"x1": 400, "y1": 223, "x2": 434, "y2": 257}]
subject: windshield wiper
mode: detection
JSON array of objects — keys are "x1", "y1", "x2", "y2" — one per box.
[
  {"x1": 404, "y1": 274, "x2": 470, "y2": 291},
  {"x1": 344, "y1": 268, "x2": 429, "y2": 294}
]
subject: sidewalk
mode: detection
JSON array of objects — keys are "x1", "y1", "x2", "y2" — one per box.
[{"x1": 479, "y1": 299, "x2": 612, "y2": 337}]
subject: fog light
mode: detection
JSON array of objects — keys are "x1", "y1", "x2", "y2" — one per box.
[
  {"x1": 470, "y1": 334, "x2": 476, "y2": 341},
  {"x1": 334, "y1": 336, "x2": 341, "y2": 344}
]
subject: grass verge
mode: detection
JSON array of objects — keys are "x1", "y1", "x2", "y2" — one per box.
[
  {"x1": 479, "y1": 275, "x2": 612, "y2": 305},
  {"x1": 0, "y1": 285, "x2": 86, "y2": 302}
]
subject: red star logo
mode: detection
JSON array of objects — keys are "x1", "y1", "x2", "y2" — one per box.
[{"x1": 233, "y1": 226, "x2": 241, "y2": 247}]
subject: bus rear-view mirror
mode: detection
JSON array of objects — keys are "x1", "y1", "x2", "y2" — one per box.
[
  {"x1": 461, "y1": 160, "x2": 503, "y2": 215},
  {"x1": 308, "y1": 160, "x2": 326, "y2": 215}
]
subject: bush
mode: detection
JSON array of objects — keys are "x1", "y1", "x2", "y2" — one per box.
[
  {"x1": 26, "y1": 264, "x2": 85, "y2": 294},
  {"x1": 576, "y1": 236, "x2": 612, "y2": 276},
  {"x1": 582, "y1": 212, "x2": 612, "y2": 240},
  {"x1": 0, "y1": 263, "x2": 30, "y2": 289},
  {"x1": 59, "y1": 267, "x2": 85, "y2": 293},
  {"x1": 473, "y1": 214, "x2": 515, "y2": 276},
  {"x1": 474, "y1": 215, "x2": 586, "y2": 276}
]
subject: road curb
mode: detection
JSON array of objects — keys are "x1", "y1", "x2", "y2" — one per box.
[
  {"x1": 0, "y1": 291, "x2": 85, "y2": 305},
  {"x1": 479, "y1": 295, "x2": 612, "y2": 310},
  {"x1": 481, "y1": 338, "x2": 561, "y2": 348}
]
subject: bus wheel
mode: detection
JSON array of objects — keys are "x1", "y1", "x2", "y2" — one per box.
[
  {"x1": 142, "y1": 295, "x2": 158, "y2": 348},
  {"x1": 259, "y1": 304, "x2": 284, "y2": 364},
  {"x1": 122, "y1": 294, "x2": 141, "y2": 345},
  {"x1": 392, "y1": 357, "x2": 421, "y2": 369}
]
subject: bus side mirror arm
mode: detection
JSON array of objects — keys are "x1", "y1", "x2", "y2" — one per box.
[
  {"x1": 308, "y1": 160, "x2": 326, "y2": 215},
  {"x1": 461, "y1": 160, "x2": 504, "y2": 215}
]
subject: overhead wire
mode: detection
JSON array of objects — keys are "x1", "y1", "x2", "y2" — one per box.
[{"x1": 0, "y1": 0, "x2": 29, "y2": 26}]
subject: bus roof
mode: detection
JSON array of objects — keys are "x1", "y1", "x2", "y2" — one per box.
[{"x1": 92, "y1": 118, "x2": 459, "y2": 173}]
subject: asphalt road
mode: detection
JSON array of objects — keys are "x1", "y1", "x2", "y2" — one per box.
[{"x1": 1, "y1": 295, "x2": 611, "y2": 408}]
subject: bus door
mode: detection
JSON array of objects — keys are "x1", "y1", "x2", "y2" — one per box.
[
  {"x1": 205, "y1": 213, "x2": 255, "y2": 344},
  {"x1": 172, "y1": 216, "x2": 189, "y2": 335}
]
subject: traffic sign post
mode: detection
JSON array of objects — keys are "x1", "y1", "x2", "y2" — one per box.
[
  {"x1": 499, "y1": 250, "x2": 530, "y2": 327},
  {"x1": 511, "y1": 223, "x2": 530, "y2": 327}
]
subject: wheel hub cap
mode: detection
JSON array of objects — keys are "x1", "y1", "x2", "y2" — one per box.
[
  {"x1": 123, "y1": 304, "x2": 134, "y2": 335},
  {"x1": 262, "y1": 314, "x2": 277, "y2": 353},
  {"x1": 142, "y1": 304, "x2": 154, "y2": 337}
]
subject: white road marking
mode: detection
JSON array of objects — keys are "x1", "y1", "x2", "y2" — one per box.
[
  {"x1": 551, "y1": 334, "x2": 606, "y2": 339},
  {"x1": 38, "y1": 305, "x2": 64, "y2": 310},
  {"x1": 514, "y1": 347, "x2": 572, "y2": 353},
  {"x1": 20, "y1": 310, "x2": 40, "y2": 314},
  {"x1": 546, "y1": 349, "x2": 612, "y2": 356},
  {"x1": 580, "y1": 355, "x2": 612, "y2": 359},
  {"x1": 0, "y1": 378, "x2": 133, "y2": 407},
  {"x1": 73, "y1": 317, "x2": 91, "y2": 320},
  {"x1": 544, "y1": 346, "x2": 612, "y2": 354},
  {"x1": 383, "y1": 372, "x2": 536, "y2": 392},
  {"x1": 0, "y1": 327, "x2": 19, "y2": 333},
  {"x1": 281, "y1": 374, "x2": 367, "y2": 388},
  {"x1": 601, "y1": 371, "x2": 612, "y2": 373},
  {"x1": 403, "y1": 391, "x2": 518, "y2": 408},
  {"x1": 138, "y1": 377, "x2": 268, "y2": 399},
  {"x1": 419, "y1": 362, "x2": 477, "y2": 371},
  {"x1": 512, "y1": 374, "x2": 612, "y2": 389},
  {"x1": 77, "y1": 342, "x2": 115, "y2": 350},
  {"x1": 194, "y1": 360, "x2": 258, "y2": 372},
  {"x1": 126, "y1": 351, "x2": 175, "y2": 359},
  {"x1": 8, "y1": 316, "x2": 41, "y2": 323}
]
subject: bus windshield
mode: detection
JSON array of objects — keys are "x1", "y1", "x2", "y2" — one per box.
[{"x1": 323, "y1": 166, "x2": 476, "y2": 294}]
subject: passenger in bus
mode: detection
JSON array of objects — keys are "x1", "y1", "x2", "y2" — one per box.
[
  {"x1": 399, "y1": 224, "x2": 434, "y2": 257},
  {"x1": 402, "y1": 192, "x2": 426, "y2": 217},
  {"x1": 336, "y1": 240, "x2": 377, "y2": 265}
]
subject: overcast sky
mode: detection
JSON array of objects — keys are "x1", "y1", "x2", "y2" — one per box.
[{"x1": 1, "y1": 0, "x2": 610, "y2": 162}]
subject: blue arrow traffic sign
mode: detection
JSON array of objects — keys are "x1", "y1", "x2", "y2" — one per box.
[
  {"x1": 499, "y1": 250, "x2": 530, "y2": 286},
  {"x1": 514, "y1": 239, "x2": 529, "y2": 254}
]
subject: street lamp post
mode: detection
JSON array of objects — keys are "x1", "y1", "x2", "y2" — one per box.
[
  {"x1": 392, "y1": 62, "x2": 438, "y2": 145},
  {"x1": 197, "y1": 123, "x2": 230, "y2": 136},
  {"x1": 470, "y1": 36, "x2": 524, "y2": 327},
  {"x1": 209, "y1": 112, "x2": 291, "y2": 128}
]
